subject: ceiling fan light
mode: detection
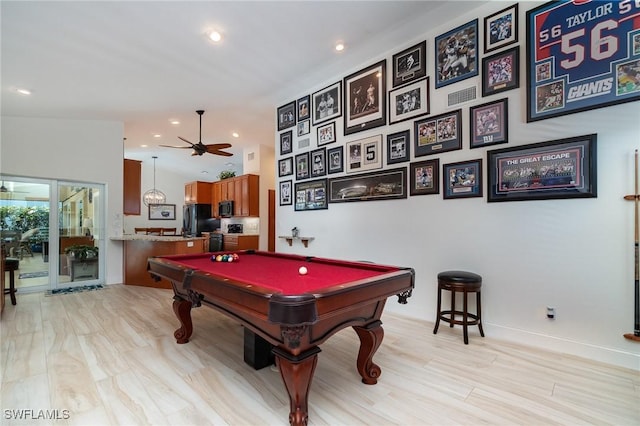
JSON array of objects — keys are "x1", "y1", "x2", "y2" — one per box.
[{"x1": 208, "y1": 31, "x2": 222, "y2": 42}]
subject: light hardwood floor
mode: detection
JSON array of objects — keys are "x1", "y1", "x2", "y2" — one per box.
[{"x1": 1, "y1": 285, "x2": 638, "y2": 425}]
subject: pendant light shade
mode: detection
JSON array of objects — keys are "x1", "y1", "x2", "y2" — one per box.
[{"x1": 143, "y1": 156, "x2": 166, "y2": 206}]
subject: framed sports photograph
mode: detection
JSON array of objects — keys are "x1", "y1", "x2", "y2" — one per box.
[
  {"x1": 317, "y1": 121, "x2": 336, "y2": 146},
  {"x1": 392, "y1": 40, "x2": 427, "y2": 87},
  {"x1": 346, "y1": 134, "x2": 383, "y2": 173},
  {"x1": 277, "y1": 101, "x2": 296, "y2": 131},
  {"x1": 386, "y1": 130, "x2": 410, "y2": 165},
  {"x1": 344, "y1": 60, "x2": 387, "y2": 135},
  {"x1": 487, "y1": 134, "x2": 597, "y2": 202},
  {"x1": 470, "y1": 98, "x2": 508, "y2": 149},
  {"x1": 414, "y1": 109, "x2": 462, "y2": 157},
  {"x1": 310, "y1": 148, "x2": 326, "y2": 178},
  {"x1": 526, "y1": 1, "x2": 640, "y2": 122},
  {"x1": 312, "y1": 81, "x2": 341, "y2": 126},
  {"x1": 278, "y1": 156, "x2": 293, "y2": 177},
  {"x1": 435, "y1": 19, "x2": 478, "y2": 89},
  {"x1": 388, "y1": 78, "x2": 430, "y2": 125},
  {"x1": 279, "y1": 130, "x2": 292, "y2": 155},
  {"x1": 410, "y1": 159, "x2": 440, "y2": 196},
  {"x1": 328, "y1": 168, "x2": 407, "y2": 203},
  {"x1": 149, "y1": 204, "x2": 176, "y2": 220},
  {"x1": 482, "y1": 46, "x2": 519, "y2": 97},
  {"x1": 297, "y1": 120, "x2": 310, "y2": 137},
  {"x1": 279, "y1": 180, "x2": 293, "y2": 206},
  {"x1": 484, "y1": 3, "x2": 518, "y2": 53},
  {"x1": 297, "y1": 95, "x2": 310, "y2": 121},
  {"x1": 443, "y1": 159, "x2": 483, "y2": 200},
  {"x1": 295, "y1": 179, "x2": 328, "y2": 211},
  {"x1": 327, "y1": 146, "x2": 344, "y2": 174},
  {"x1": 295, "y1": 152, "x2": 310, "y2": 180}
]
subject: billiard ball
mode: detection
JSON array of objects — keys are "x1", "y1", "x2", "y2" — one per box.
[
  {"x1": 210, "y1": 255, "x2": 216, "y2": 262},
  {"x1": 298, "y1": 266, "x2": 308, "y2": 275},
  {"x1": 216, "y1": 255, "x2": 223, "y2": 262}
]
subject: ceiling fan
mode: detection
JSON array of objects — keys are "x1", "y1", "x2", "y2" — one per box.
[{"x1": 160, "y1": 110, "x2": 233, "y2": 157}]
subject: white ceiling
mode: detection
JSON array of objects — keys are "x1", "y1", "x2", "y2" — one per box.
[{"x1": 1, "y1": 0, "x2": 486, "y2": 181}]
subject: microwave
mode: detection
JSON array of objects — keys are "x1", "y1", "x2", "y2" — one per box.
[{"x1": 218, "y1": 200, "x2": 234, "y2": 217}]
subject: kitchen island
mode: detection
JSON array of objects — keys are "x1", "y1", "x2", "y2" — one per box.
[{"x1": 111, "y1": 234, "x2": 207, "y2": 288}]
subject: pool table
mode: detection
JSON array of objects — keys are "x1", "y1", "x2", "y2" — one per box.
[{"x1": 147, "y1": 250, "x2": 414, "y2": 426}]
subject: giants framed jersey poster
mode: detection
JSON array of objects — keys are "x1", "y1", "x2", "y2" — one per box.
[{"x1": 526, "y1": 0, "x2": 640, "y2": 122}]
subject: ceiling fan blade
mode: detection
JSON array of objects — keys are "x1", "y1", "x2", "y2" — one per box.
[
  {"x1": 209, "y1": 149, "x2": 233, "y2": 157},
  {"x1": 205, "y1": 143, "x2": 232, "y2": 152},
  {"x1": 159, "y1": 144, "x2": 193, "y2": 149},
  {"x1": 177, "y1": 136, "x2": 196, "y2": 146}
]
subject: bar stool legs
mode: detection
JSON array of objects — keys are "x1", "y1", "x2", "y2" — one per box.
[{"x1": 433, "y1": 270, "x2": 483, "y2": 344}]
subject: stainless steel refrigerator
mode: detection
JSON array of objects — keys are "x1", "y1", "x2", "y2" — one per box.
[{"x1": 183, "y1": 204, "x2": 216, "y2": 237}]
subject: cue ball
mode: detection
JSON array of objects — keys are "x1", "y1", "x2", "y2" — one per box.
[{"x1": 298, "y1": 266, "x2": 308, "y2": 275}]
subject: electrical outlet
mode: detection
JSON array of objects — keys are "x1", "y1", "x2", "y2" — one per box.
[{"x1": 546, "y1": 307, "x2": 556, "y2": 319}]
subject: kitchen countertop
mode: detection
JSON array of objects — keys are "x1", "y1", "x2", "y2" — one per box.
[{"x1": 110, "y1": 234, "x2": 207, "y2": 242}]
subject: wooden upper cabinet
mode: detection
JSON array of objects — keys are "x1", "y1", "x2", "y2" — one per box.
[
  {"x1": 211, "y1": 174, "x2": 259, "y2": 217},
  {"x1": 124, "y1": 159, "x2": 142, "y2": 215},
  {"x1": 184, "y1": 181, "x2": 212, "y2": 204}
]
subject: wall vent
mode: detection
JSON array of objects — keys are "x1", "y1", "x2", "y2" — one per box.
[
  {"x1": 448, "y1": 86, "x2": 477, "y2": 107},
  {"x1": 248, "y1": 152, "x2": 255, "y2": 161},
  {"x1": 298, "y1": 138, "x2": 310, "y2": 149}
]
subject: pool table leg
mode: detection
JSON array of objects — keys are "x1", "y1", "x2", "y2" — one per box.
[
  {"x1": 353, "y1": 320, "x2": 384, "y2": 385},
  {"x1": 173, "y1": 298, "x2": 193, "y2": 344},
  {"x1": 272, "y1": 346, "x2": 321, "y2": 426}
]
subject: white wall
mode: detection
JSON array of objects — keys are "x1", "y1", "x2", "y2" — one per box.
[
  {"x1": 274, "y1": 2, "x2": 640, "y2": 370},
  {"x1": 1, "y1": 116, "x2": 125, "y2": 285}
]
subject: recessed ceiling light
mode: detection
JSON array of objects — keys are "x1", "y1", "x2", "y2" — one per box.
[
  {"x1": 232, "y1": 132, "x2": 239, "y2": 138},
  {"x1": 15, "y1": 88, "x2": 31, "y2": 95},
  {"x1": 170, "y1": 120, "x2": 180, "y2": 125},
  {"x1": 335, "y1": 42, "x2": 345, "y2": 51},
  {"x1": 208, "y1": 30, "x2": 222, "y2": 42},
  {"x1": 153, "y1": 134, "x2": 162, "y2": 138},
  {"x1": 141, "y1": 144, "x2": 148, "y2": 148}
]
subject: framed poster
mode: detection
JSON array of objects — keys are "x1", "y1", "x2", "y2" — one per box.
[
  {"x1": 149, "y1": 204, "x2": 176, "y2": 220},
  {"x1": 470, "y1": 98, "x2": 508, "y2": 149},
  {"x1": 294, "y1": 179, "x2": 328, "y2": 211},
  {"x1": 280, "y1": 130, "x2": 292, "y2": 155},
  {"x1": 484, "y1": 3, "x2": 518, "y2": 53},
  {"x1": 328, "y1": 168, "x2": 407, "y2": 203},
  {"x1": 297, "y1": 95, "x2": 310, "y2": 121},
  {"x1": 435, "y1": 19, "x2": 478, "y2": 88},
  {"x1": 327, "y1": 146, "x2": 344, "y2": 174},
  {"x1": 487, "y1": 134, "x2": 597, "y2": 202},
  {"x1": 297, "y1": 120, "x2": 310, "y2": 137},
  {"x1": 392, "y1": 40, "x2": 427, "y2": 87},
  {"x1": 310, "y1": 148, "x2": 326, "y2": 178},
  {"x1": 482, "y1": 46, "x2": 520, "y2": 97},
  {"x1": 410, "y1": 159, "x2": 440, "y2": 196},
  {"x1": 312, "y1": 81, "x2": 341, "y2": 126},
  {"x1": 386, "y1": 130, "x2": 410, "y2": 165},
  {"x1": 344, "y1": 60, "x2": 387, "y2": 135},
  {"x1": 414, "y1": 109, "x2": 462, "y2": 157},
  {"x1": 443, "y1": 159, "x2": 483, "y2": 199},
  {"x1": 278, "y1": 156, "x2": 293, "y2": 177},
  {"x1": 295, "y1": 152, "x2": 310, "y2": 180},
  {"x1": 388, "y1": 78, "x2": 430, "y2": 125},
  {"x1": 526, "y1": 1, "x2": 640, "y2": 122},
  {"x1": 317, "y1": 121, "x2": 336, "y2": 146},
  {"x1": 346, "y1": 134, "x2": 383, "y2": 173},
  {"x1": 279, "y1": 180, "x2": 293, "y2": 206},
  {"x1": 277, "y1": 101, "x2": 296, "y2": 131}
]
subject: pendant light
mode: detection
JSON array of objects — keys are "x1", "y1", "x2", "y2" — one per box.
[{"x1": 143, "y1": 156, "x2": 166, "y2": 206}]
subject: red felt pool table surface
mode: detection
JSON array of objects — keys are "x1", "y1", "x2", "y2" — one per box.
[{"x1": 156, "y1": 251, "x2": 402, "y2": 294}]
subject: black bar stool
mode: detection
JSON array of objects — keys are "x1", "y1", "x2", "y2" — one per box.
[
  {"x1": 433, "y1": 270, "x2": 484, "y2": 344},
  {"x1": 4, "y1": 257, "x2": 19, "y2": 305}
]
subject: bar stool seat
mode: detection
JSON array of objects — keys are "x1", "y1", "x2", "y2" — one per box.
[
  {"x1": 4, "y1": 257, "x2": 19, "y2": 305},
  {"x1": 433, "y1": 270, "x2": 484, "y2": 344}
]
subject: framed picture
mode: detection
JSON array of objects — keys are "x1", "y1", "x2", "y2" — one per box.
[
  {"x1": 280, "y1": 130, "x2": 292, "y2": 155},
  {"x1": 484, "y1": 3, "x2": 518, "y2": 53},
  {"x1": 310, "y1": 148, "x2": 326, "y2": 178},
  {"x1": 312, "y1": 81, "x2": 342, "y2": 126},
  {"x1": 327, "y1": 146, "x2": 344, "y2": 174},
  {"x1": 414, "y1": 109, "x2": 462, "y2": 157},
  {"x1": 148, "y1": 204, "x2": 176, "y2": 220},
  {"x1": 443, "y1": 159, "x2": 483, "y2": 200},
  {"x1": 295, "y1": 152, "x2": 310, "y2": 180},
  {"x1": 344, "y1": 60, "x2": 387, "y2": 135},
  {"x1": 487, "y1": 134, "x2": 597, "y2": 202},
  {"x1": 278, "y1": 156, "x2": 293, "y2": 177},
  {"x1": 526, "y1": 1, "x2": 640, "y2": 122},
  {"x1": 482, "y1": 46, "x2": 519, "y2": 97},
  {"x1": 410, "y1": 159, "x2": 440, "y2": 196},
  {"x1": 346, "y1": 134, "x2": 382, "y2": 173},
  {"x1": 388, "y1": 77, "x2": 430, "y2": 125},
  {"x1": 294, "y1": 179, "x2": 328, "y2": 211},
  {"x1": 277, "y1": 101, "x2": 296, "y2": 131},
  {"x1": 470, "y1": 98, "x2": 508, "y2": 149},
  {"x1": 329, "y1": 168, "x2": 407, "y2": 203},
  {"x1": 317, "y1": 121, "x2": 336, "y2": 146},
  {"x1": 297, "y1": 95, "x2": 310, "y2": 121},
  {"x1": 392, "y1": 40, "x2": 427, "y2": 87},
  {"x1": 279, "y1": 180, "x2": 293, "y2": 206},
  {"x1": 386, "y1": 130, "x2": 410, "y2": 165},
  {"x1": 297, "y1": 120, "x2": 310, "y2": 137},
  {"x1": 435, "y1": 19, "x2": 478, "y2": 89}
]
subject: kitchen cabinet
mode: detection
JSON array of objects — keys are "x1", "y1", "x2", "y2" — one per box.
[
  {"x1": 184, "y1": 181, "x2": 212, "y2": 204},
  {"x1": 223, "y1": 234, "x2": 259, "y2": 251},
  {"x1": 211, "y1": 174, "x2": 259, "y2": 217},
  {"x1": 124, "y1": 159, "x2": 141, "y2": 215}
]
